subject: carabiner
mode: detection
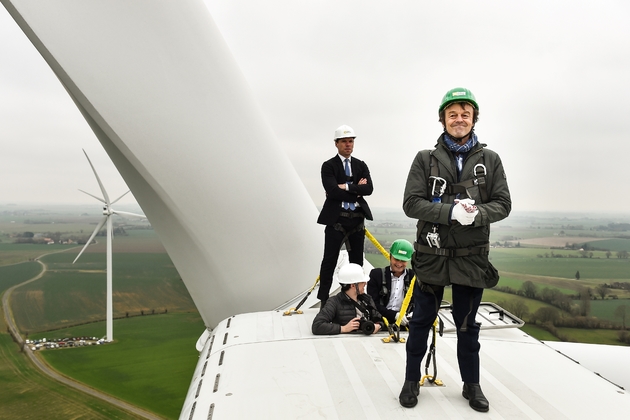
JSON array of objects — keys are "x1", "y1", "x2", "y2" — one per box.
[
  {"x1": 473, "y1": 163, "x2": 486, "y2": 177},
  {"x1": 429, "y1": 176, "x2": 447, "y2": 198}
]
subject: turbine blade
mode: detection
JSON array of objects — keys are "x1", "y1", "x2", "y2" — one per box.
[
  {"x1": 111, "y1": 210, "x2": 146, "y2": 219},
  {"x1": 73, "y1": 216, "x2": 107, "y2": 263},
  {"x1": 82, "y1": 149, "x2": 111, "y2": 205},
  {"x1": 111, "y1": 190, "x2": 131, "y2": 205},
  {"x1": 78, "y1": 189, "x2": 106, "y2": 204}
]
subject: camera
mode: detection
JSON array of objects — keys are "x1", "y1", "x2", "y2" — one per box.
[{"x1": 358, "y1": 319, "x2": 375, "y2": 335}]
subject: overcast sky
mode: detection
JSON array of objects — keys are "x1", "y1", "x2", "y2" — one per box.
[{"x1": 1, "y1": 1, "x2": 629, "y2": 216}]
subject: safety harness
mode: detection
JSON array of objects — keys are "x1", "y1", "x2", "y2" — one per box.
[
  {"x1": 377, "y1": 267, "x2": 414, "y2": 308},
  {"x1": 416, "y1": 151, "x2": 490, "y2": 258},
  {"x1": 333, "y1": 217, "x2": 364, "y2": 252},
  {"x1": 431, "y1": 153, "x2": 489, "y2": 203}
]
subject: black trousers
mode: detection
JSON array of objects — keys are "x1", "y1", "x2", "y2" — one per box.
[
  {"x1": 404, "y1": 282, "x2": 483, "y2": 384},
  {"x1": 317, "y1": 215, "x2": 365, "y2": 301}
]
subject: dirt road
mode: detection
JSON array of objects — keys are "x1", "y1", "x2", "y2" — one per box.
[{"x1": 2, "y1": 252, "x2": 164, "y2": 420}]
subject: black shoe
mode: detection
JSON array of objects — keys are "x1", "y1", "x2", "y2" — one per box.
[
  {"x1": 399, "y1": 380, "x2": 420, "y2": 408},
  {"x1": 462, "y1": 383, "x2": 489, "y2": 412}
]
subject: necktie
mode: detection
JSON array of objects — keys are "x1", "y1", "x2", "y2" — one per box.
[{"x1": 344, "y1": 159, "x2": 355, "y2": 211}]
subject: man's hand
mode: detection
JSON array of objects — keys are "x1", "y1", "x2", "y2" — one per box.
[
  {"x1": 452, "y1": 199, "x2": 478, "y2": 225},
  {"x1": 372, "y1": 323, "x2": 381, "y2": 334},
  {"x1": 457, "y1": 198, "x2": 477, "y2": 213},
  {"x1": 396, "y1": 312, "x2": 409, "y2": 326},
  {"x1": 341, "y1": 317, "x2": 361, "y2": 333},
  {"x1": 358, "y1": 178, "x2": 367, "y2": 185}
]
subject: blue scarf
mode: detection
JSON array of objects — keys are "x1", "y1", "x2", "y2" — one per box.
[
  {"x1": 443, "y1": 132, "x2": 478, "y2": 181},
  {"x1": 443, "y1": 132, "x2": 478, "y2": 153}
]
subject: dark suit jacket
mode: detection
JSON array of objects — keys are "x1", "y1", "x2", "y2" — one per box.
[
  {"x1": 317, "y1": 155, "x2": 373, "y2": 225},
  {"x1": 367, "y1": 266, "x2": 414, "y2": 323}
]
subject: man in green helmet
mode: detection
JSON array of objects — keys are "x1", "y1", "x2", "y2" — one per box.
[
  {"x1": 367, "y1": 239, "x2": 415, "y2": 325},
  {"x1": 398, "y1": 88, "x2": 511, "y2": 413}
]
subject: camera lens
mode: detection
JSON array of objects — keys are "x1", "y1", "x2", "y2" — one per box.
[{"x1": 360, "y1": 320, "x2": 375, "y2": 335}]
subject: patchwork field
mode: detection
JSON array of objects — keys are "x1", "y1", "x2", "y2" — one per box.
[
  {"x1": 2, "y1": 206, "x2": 630, "y2": 420},
  {"x1": 1, "y1": 207, "x2": 199, "y2": 419},
  {"x1": 11, "y1": 250, "x2": 196, "y2": 334}
]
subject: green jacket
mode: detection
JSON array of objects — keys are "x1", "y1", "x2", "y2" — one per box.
[{"x1": 403, "y1": 135, "x2": 511, "y2": 288}]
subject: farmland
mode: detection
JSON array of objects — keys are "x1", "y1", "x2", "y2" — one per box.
[
  {"x1": 31, "y1": 313, "x2": 205, "y2": 419},
  {"x1": 0, "y1": 334, "x2": 147, "y2": 420},
  {"x1": 2, "y1": 205, "x2": 630, "y2": 419},
  {"x1": 11, "y1": 252, "x2": 195, "y2": 334},
  {"x1": 1, "y1": 204, "x2": 199, "y2": 419},
  {"x1": 366, "y1": 209, "x2": 630, "y2": 343}
]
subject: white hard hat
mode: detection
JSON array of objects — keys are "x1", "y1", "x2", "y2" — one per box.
[
  {"x1": 337, "y1": 263, "x2": 366, "y2": 285},
  {"x1": 334, "y1": 125, "x2": 356, "y2": 140}
]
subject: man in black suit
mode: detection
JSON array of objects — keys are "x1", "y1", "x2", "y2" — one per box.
[
  {"x1": 367, "y1": 239, "x2": 415, "y2": 325},
  {"x1": 317, "y1": 125, "x2": 373, "y2": 307}
]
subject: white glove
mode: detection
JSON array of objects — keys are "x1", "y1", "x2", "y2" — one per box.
[
  {"x1": 457, "y1": 198, "x2": 476, "y2": 209},
  {"x1": 395, "y1": 312, "x2": 409, "y2": 326},
  {"x1": 452, "y1": 199, "x2": 478, "y2": 225}
]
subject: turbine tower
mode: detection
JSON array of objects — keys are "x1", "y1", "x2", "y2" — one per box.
[{"x1": 73, "y1": 150, "x2": 145, "y2": 342}]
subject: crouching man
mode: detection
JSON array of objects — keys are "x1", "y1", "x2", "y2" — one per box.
[
  {"x1": 367, "y1": 239, "x2": 415, "y2": 326},
  {"x1": 312, "y1": 263, "x2": 384, "y2": 335}
]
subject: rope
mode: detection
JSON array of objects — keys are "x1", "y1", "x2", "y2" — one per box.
[
  {"x1": 396, "y1": 275, "x2": 416, "y2": 327},
  {"x1": 283, "y1": 276, "x2": 320, "y2": 316},
  {"x1": 420, "y1": 317, "x2": 444, "y2": 386},
  {"x1": 364, "y1": 228, "x2": 390, "y2": 260}
]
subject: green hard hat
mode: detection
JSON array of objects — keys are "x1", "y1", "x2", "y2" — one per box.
[
  {"x1": 439, "y1": 87, "x2": 479, "y2": 113},
  {"x1": 390, "y1": 239, "x2": 413, "y2": 262}
]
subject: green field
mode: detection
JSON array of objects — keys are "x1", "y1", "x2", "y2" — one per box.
[
  {"x1": 0, "y1": 261, "x2": 43, "y2": 293},
  {"x1": 11, "y1": 251, "x2": 196, "y2": 334},
  {"x1": 555, "y1": 327, "x2": 623, "y2": 345},
  {"x1": 0, "y1": 333, "x2": 146, "y2": 420},
  {"x1": 490, "y1": 248, "x2": 630, "y2": 281},
  {"x1": 0, "y1": 242, "x2": 78, "y2": 266},
  {"x1": 586, "y1": 238, "x2": 630, "y2": 252},
  {"x1": 12, "y1": 253, "x2": 196, "y2": 333},
  {"x1": 33, "y1": 313, "x2": 205, "y2": 419},
  {"x1": 0, "y1": 246, "x2": 150, "y2": 420},
  {"x1": 590, "y1": 299, "x2": 630, "y2": 324},
  {"x1": 3, "y1": 207, "x2": 630, "y2": 420},
  {"x1": 497, "y1": 275, "x2": 576, "y2": 295},
  {"x1": 1, "y1": 215, "x2": 200, "y2": 419}
]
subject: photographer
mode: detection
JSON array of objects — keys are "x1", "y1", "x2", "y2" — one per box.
[{"x1": 312, "y1": 263, "x2": 384, "y2": 335}]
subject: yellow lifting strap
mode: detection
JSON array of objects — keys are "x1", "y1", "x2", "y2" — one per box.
[
  {"x1": 381, "y1": 274, "x2": 416, "y2": 343},
  {"x1": 419, "y1": 317, "x2": 444, "y2": 386},
  {"x1": 283, "y1": 276, "x2": 320, "y2": 316},
  {"x1": 364, "y1": 228, "x2": 390, "y2": 260},
  {"x1": 396, "y1": 275, "x2": 415, "y2": 327},
  {"x1": 381, "y1": 317, "x2": 404, "y2": 343}
]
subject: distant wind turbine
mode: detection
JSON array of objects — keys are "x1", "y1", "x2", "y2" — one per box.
[{"x1": 73, "y1": 150, "x2": 145, "y2": 342}]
